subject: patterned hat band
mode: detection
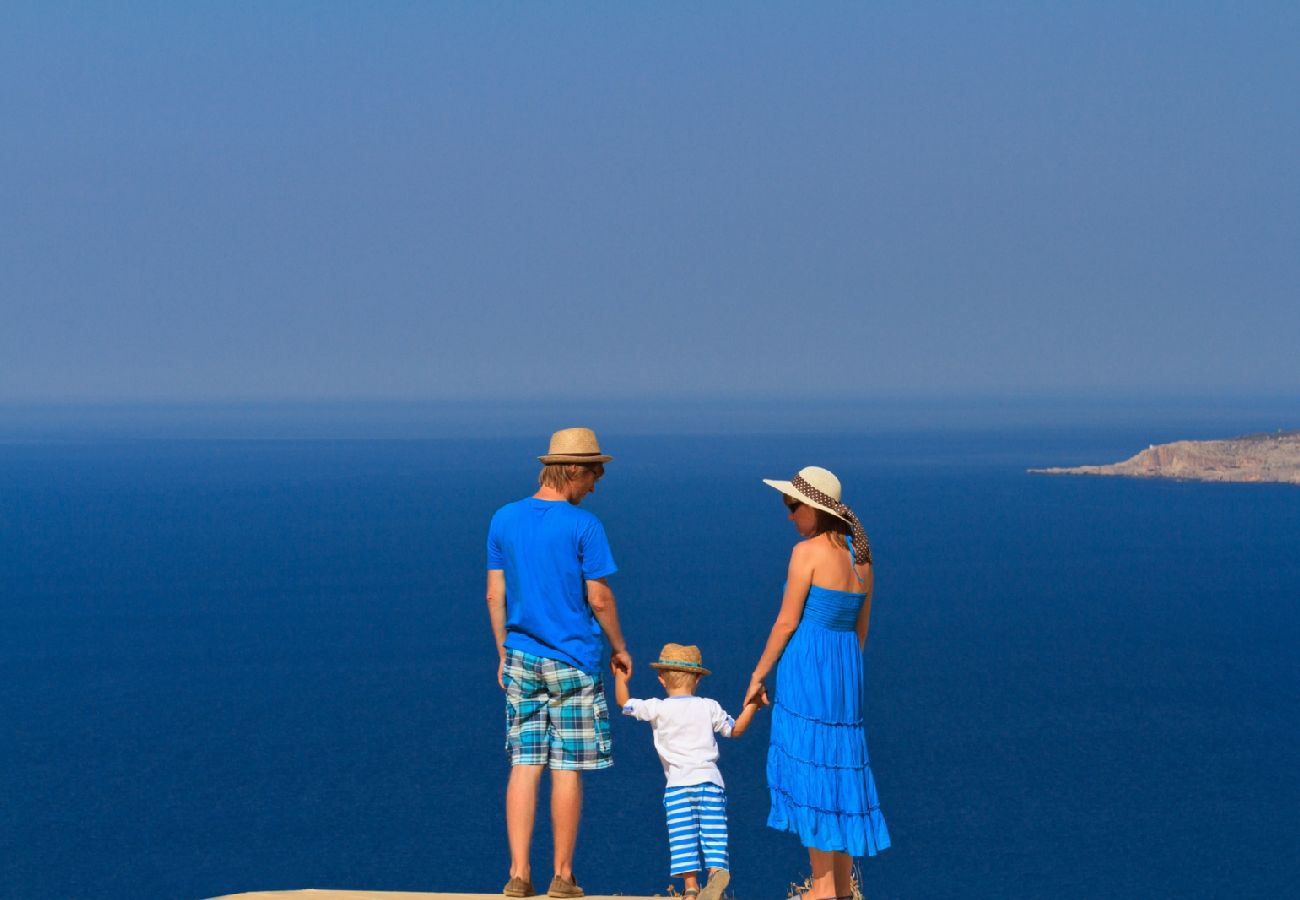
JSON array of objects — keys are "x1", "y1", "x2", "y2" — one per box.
[
  {"x1": 790, "y1": 474, "x2": 873, "y2": 566},
  {"x1": 649, "y1": 642, "x2": 712, "y2": 676}
]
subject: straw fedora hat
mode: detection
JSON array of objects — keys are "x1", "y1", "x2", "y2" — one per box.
[
  {"x1": 762, "y1": 465, "x2": 848, "y2": 523},
  {"x1": 538, "y1": 427, "x2": 613, "y2": 465},
  {"x1": 649, "y1": 643, "x2": 711, "y2": 677}
]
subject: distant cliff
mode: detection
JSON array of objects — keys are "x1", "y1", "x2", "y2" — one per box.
[{"x1": 1030, "y1": 431, "x2": 1300, "y2": 485}]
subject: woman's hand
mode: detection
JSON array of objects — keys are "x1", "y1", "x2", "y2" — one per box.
[{"x1": 744, "y1": 674, "x2": 766, "y2": 707}]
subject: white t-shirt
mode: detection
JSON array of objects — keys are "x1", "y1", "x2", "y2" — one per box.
[{"x1": 622, "y1": 695, "x2": 736, "y2": 788}]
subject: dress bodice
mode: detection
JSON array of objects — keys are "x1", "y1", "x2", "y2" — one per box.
[{"x1": 801, "y1": 584, "x2": 865, "y2": 632}]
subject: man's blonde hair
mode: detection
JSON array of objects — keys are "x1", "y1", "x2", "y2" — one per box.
[
  {"x1": 538, "y1": 463, "x2": 600, "y2": 490},
  {"x1": 660, "y1": 670, "x2": 701, "y2": 691}
]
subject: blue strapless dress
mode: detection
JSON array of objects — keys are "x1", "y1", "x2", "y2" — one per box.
[{"x1": 766, "y1": 583, "x2": 891, "y2": 856}]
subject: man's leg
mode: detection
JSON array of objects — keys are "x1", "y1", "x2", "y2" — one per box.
[
  {"x1": 541, "y1": 655, "x2": 610, "y2": 890},
  {"x1": 504, "y1": 648, "x2": 549, "y2": 886},
  {"x1": 550, "y1": 768, "x2": 582, "y2": 880},
  {"x1": 507, "y1": 763, "x2": 545, "y2": 880}
]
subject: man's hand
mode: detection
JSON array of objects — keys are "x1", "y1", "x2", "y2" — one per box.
[
  {"x1": 497, "y1": 654, "x2": 506, "y2": 690},
  {"x1": 610, "y1": 648, "x2": 632, "y2": 681}
]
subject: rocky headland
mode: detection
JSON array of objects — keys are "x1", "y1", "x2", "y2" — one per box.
[{"x1": 1030, "y1": 430, "x2": 1300, "y2": 485}]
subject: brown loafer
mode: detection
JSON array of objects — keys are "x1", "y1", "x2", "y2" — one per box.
[
  {"x1": 504, "y1": 876, "x2": 536, "y2": 897},
  {"x1": 547, "y1": 874, "x2": 585, "y2": 898}
]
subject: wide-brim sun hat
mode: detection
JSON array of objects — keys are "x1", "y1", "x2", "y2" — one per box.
[
  {"x1": 649, "y1": 643, "x2": 711, "y2": 677},
  {"x1": 538, "y1": 427, "x2": 613, "y2": 465},
  {"x1": 763, "y1": 465, "x2": 848, "y2": 522},
  {"x1": 763, "y1": 465, "x2": 874, "y2": 566}
]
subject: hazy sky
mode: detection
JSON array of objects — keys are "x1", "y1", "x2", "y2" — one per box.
[{"x1": 3, "y1": 2, "x2": 1297, "y2": 403}]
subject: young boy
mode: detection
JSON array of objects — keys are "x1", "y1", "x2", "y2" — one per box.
[{"x1": 615, "y1": 643, "x2": 767, "y2": 900}]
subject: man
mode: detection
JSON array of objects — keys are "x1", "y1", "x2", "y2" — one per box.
[{"x1": 486, "y1": 427, "x2": 632, "y2": 899}]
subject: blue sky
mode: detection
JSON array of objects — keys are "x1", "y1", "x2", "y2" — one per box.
[{"x1": 3, "y1": 2, "x2": 1297, "y2": 403}]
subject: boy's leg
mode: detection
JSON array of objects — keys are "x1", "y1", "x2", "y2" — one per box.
[
  {"x1": 697, "y1": 785, "x2": 729, "y2": 900},
  {"x1": 697, "y1": 784, "x2": 728, "y2": 872},
  {"x1": 550, "y1": 769, "x2": 582, "y2": 881},
  {"x1": 666, "y1": 786, "x2": 703, "y2": 884}
]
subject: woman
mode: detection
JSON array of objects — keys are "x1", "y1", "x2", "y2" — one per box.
[{"x1": 746, "y1": 466, "x2": 890, "y2": 900}]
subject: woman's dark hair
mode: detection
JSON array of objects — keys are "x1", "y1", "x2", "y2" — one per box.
[{"x1": 811, "y1": 507, "x2": 851, "y2": 550}]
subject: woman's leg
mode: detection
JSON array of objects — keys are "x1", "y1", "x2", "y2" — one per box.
[
  {"x1": 807, "y1": 847, "x2": 836, "y2": 900},
  {"x1": 806, "y1": 848, "x2": 854, "y2": 900},
  {"x1": 831, "y1": 851, "x2": 853, "y2": 898}
]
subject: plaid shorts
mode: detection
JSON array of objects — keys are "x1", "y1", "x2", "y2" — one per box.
[{"x1": 503, "y1": 648, "x2": 612, "y2": 770}]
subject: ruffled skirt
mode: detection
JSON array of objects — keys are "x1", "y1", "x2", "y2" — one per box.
[{"x1": 766, "y1": 616, "x2": 891, "y2": 856}]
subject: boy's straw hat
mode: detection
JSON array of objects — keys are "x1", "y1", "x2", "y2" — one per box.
[
  {"x1": 649, "y1": 643, "x2": 711, "y2": 677},
  {"x1": 538, "y1": 427, "x2": 613, "y2": 465}
]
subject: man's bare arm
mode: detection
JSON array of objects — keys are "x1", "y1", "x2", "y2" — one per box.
[
  {"x1": 486, "y1": 569, "x2": 508, "y2": 688},
  {"x1": 587, "y1": 577, "x2": 632, "y2": 679}
]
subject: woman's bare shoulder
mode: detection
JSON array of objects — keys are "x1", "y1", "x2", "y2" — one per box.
[
  {"x1": 787, "y1": 537, "x2": 819, "y2": 571},
  {"x1": 790, "y1": 537, "x2": 821, "y2": 559},
  {"x1": 797, "y1": 534, "x2": 840, "y2": 558}
]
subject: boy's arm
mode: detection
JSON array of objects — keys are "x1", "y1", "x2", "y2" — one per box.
[
  {"x1": 728, "y1": 686, "x2": 769, "y2": 738},
  {"x1": 614, "y1": 668, "x2": 631, "y2": 708}
]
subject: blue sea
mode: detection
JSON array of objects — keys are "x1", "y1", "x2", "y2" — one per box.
[{"x1": 2, "y1": 425, "x2": 1297, "y2": 899}]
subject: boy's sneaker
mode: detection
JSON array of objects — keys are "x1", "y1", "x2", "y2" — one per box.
[
  {"x1": 504, "y1": 876, "x2": 535, "y2": 897},
  {"x1": 698, "y1": 867, "x2": 730, "y2": 900},
  {"x1": 548, "y1": 874, "x2": 585, "y2": 898}
]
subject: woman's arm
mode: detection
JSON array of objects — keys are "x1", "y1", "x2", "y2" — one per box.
[
  {"x1": 746, "y1": 543, "x2": 815, "y2": 704},
  {"x1": 854, "y1": 565, "x2": 875, "y2": 649}
]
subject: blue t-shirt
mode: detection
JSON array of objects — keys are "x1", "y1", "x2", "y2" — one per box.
[{"x1": 487, "y1": 497, "x2": 618, "y2": 673}]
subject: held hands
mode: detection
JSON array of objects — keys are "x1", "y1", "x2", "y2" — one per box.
[
  {"x1": 611, "y1": 653, "x2": 632, "y2": 707},
  {"x1": 749, "y1": 684, "x2": 771, "y2": 708},
  {"x1": 744, "y1": 674, "x2": 767, "y2": 708}
]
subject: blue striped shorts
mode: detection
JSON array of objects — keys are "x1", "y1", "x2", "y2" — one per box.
[
  {"x1": 664, "y1": 782, "x2": 728, "y2": 875},
  {"x1": 503, "y1": 648, "x2": 612, "y2": 770}
]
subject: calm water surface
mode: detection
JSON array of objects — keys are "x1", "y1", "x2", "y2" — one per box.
[{"x1": 1, "y1": 430, "x2": 1296, "y2": 898}]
